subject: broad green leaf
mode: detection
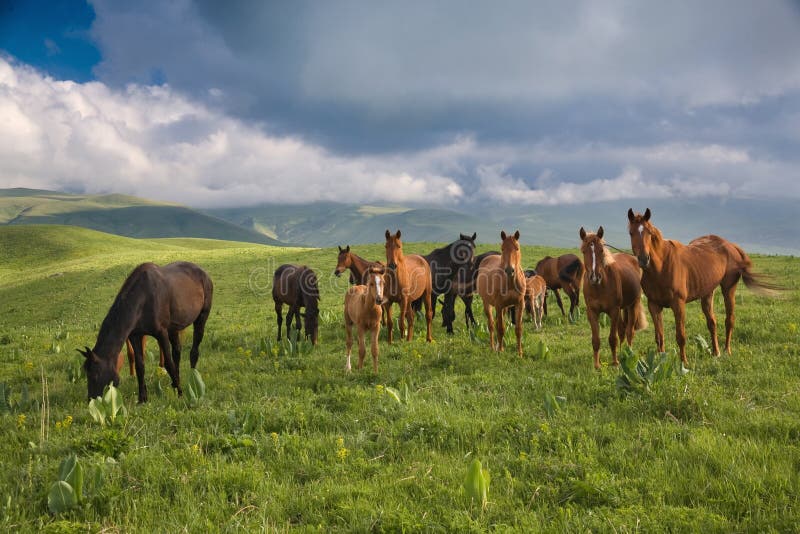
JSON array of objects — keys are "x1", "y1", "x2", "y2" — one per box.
[
  {"x1": 63, "y1": 457, "x2": 84, "y2": 503},
  {"x1": 88, "y1": 398, "x2": 106, "y2": 426},
  {"x1": 47, "y1": 481, "x2": 76, "y2": 514},
  {"x1": 464, "y1": 458, "x2": 490, "y2": 511},
  {"x1": 188, "y1": 369, "x2": 206, "y2": 399},
  {"x1": 384, "y1": 387, "x2": 401, "y2": 403}
]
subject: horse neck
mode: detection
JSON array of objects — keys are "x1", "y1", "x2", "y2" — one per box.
[
  {"x1": 349, "y1": 253, "x2": 372, "y2": 279},
  {"x1": 94, "y1": 292, "x2": 144, "y2": 360},
  {"x1": 645, "y1": 235, "x2": 670, "y2": 274}
]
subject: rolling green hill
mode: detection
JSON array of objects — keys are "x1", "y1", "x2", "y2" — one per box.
[
  {"x1": 0, "y1": 225, "x2": 797, "y2": 531},
  {"x1": 0, "y1": 189, "x2": 289, "y2": 246}
]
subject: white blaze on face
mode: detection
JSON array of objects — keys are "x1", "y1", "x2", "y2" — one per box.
[
  {"x1": 374, "y1": 275, "x2": 383, "y2": 300},
  {"x1": 638, "y1": 224, "x2": 644, "y2": 239},
  {"x1": 590, "y1": 243, "x2": 596, "y2": 273}
]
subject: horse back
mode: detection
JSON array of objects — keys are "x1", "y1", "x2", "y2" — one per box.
[
  {"x1": 402, "y1": 254, "x2": 432, "y2": 299},
  {"x1": 535, "y1": 257, "x2": 561, "y2": 288},
  {"x1": 160, "y1": 262, "x2": 212, "y2": 328},
  {"x1": 681, "y1": 236, "x2": 734, "y2": 299}
]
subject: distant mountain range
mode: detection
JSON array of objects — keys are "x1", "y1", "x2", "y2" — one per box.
[
  {"x1": 1, "y1": 188, "x2": 796, "y2": 255},
  {"x1": 0, "y1": 188, "x2": 287, "y2": 246}
]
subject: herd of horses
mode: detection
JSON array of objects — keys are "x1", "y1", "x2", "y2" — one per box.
[{"x1": 80, "y1": 208, "x2": 780, "y2": 402}]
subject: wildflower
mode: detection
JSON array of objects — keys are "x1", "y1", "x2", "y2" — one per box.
[
  {"x1": 16, "y1": 414, "x2": 26, "y2": 429},
  {"x1": 56, "y1": 421, "x2": 62, "y2": 429},
  {"x1": 157, "y1": 366, "x2": 168, "y2": 376},
  {"x1": 375, "y1": 384, "x2": 385, "y2": 396},
  {"x1": 191, "y1": 444, "x2": 201, "y2": 455},
  {"x1": 24, "y1": 361, "x2": 34, "y2": 372},
  {"x1": 64, "y1": 415, "x2": 72, "y2": 428},
  {"x1": 539, "y1": 421, "x2": 550, "y2": 434},
  {"x1": 237, "y1": 346, "x2": 244, "y2": 354},
  {"x1": 259, "y1": 351, "x2": 267, "y2": 357},
  {"x1": 245, "y1": 350, "x2": 252, "y2": 357},
  {"x1": 336, "y1": 437, "x2": 344, "y2": 449},
  {"x1": 519, "y1": 451, "x2": 528, "y2": 461},
  {"x1": 270, "y1": 432, "x2": 279, "y2": 447},
  {"x1": 337, "y1": 447, "x2": 349, "y2": 461}
]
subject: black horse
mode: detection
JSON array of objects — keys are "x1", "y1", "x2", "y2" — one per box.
[
  {"x1": 410, "y1": 233, "x2": 477, "y2": 333},
  {"x1": 438, "y1": 250, "x2": 501, "y2": 332},
  {"x1": 272, "y1": 264, "x2": 320, "y2": 345}
]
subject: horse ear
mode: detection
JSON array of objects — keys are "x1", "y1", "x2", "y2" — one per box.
[
  {"x1": 643, "y1": 208, "x2": 651, "y2": 221},
  {"x1": 597, "y1": 226, "x2": 604, "y2": 239},
  {"x1": 500, "y1": 230, "x2": 507, "y2": 240},
  {"x1": 627, "y1": 208, "x2": 635, "y2": 222},
  {"x1": 471, "y1": 232, "x2": 477, "y2": 241},
  {"x1": 385, "y1": 229, "x2": 391, "y2": 240},
  {"x1": 395, "y1": 230, "x2": 401, "y2": 239},
  {"x1": 345, "y1": 245, "x2": 350, "y2": 252},
  {"x1": 338, "y1": 245, "x2": 343, "y2": 252},
  {"x1": 579, "y1": 227, "x2": 586, "y2": 240},
  {"x1": 514, "y1": 230, "x2": 520, "y2": 240}
]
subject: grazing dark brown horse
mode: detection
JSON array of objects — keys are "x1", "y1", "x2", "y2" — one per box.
[
  {"x1": 384, "y1": 230, "x2": 433, "y2": 343},
  {"x1": 627, "y1": 208, "x2": 780, "y2": 365},
  {"x1": 272, "y1": 264, "x2": 320, "y2": 345},
  {"x1": 535, "y1": 254, "x2": 583, "y2": 319},
  {"x1": 344, "y1": 266, "x2": 387, "y2": 373},
  {"x1": 477, "y1": 231, "x2": 526, "y2": 357},
  {"x1": 80, "y1": 261, "x2": 213, "y2": 403},
  {"x1": 579, "y1": 226, "x2": 647, "y2": 369}
]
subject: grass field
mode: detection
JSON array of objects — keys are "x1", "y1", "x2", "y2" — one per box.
[{"x1": 0, "y1": 225, "x2": 798, "y2": 532}]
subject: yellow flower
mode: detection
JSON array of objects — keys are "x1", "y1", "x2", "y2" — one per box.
[
  {"x1": 16, "y1": 414, "x2": 26, "y2": 429},
  {"x1": 539, "y1": 421, "x2": 550, "y2": 434},
  {"x1": 336, "y1": 447, "x2": 349, "y2": 461},
  {"x1": 336, "y1": 437, "x2": 344, "y2": 449},
  {"x1": 56, "y1": 421, "x2": 62, "y2": 429},
  {"x1": 245, "y1": 350, "x2": 252, "y2": 357},
  {"x1": 191, "y1": 444, "x2": 201, "y2": 455},
  {"x1": 518, "y1": 451, "x2": 528, "y2": 461},
  {"x1": 157, "y1": 366, "x2": 168, "y2": 376},
  {"x1": 270, "y1": 432, "x2": 279, "y2": 447},
  {"x1": 24, "y1": 361, "x2": 34, "y2": 372},
  {"x1": 375, "y1": 384, "x2": 385, "y2": 396}
]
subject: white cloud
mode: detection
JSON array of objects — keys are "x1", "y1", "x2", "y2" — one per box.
[{"x1": 0, "y1": 58, "x2": 464, "y2": 207}]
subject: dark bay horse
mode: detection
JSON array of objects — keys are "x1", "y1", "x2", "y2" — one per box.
[
  {"x1": 440, "y1": 250, "x2": 500, "y2": 331},
  {"x1": 411, "y1": 233, "x2": 477, "y2": 333},
  {"x1": 79, "y1": 262, "x2": 213, "y2": 403},
  {"x1": 535, "y1": 254, "x2": 584, "y2": 319},
  {"x1": 579, "y1": 226, "x2": 647, "y2": 369},
  {"x1": 272, "y1": 264, "x2": 320, "y2": 345},
  {"x1": 384, "y1": 230, "x2": 433, "y2": 343},
  {"x1": 628, "y1": 208, "x2": 780, "y2": 365},
  {"x1": 476, "y1": 231, "x2": 526, "y2": 357}
]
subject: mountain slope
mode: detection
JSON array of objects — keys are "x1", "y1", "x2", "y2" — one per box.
[{"x1": 0, "y1": 188, "x2": 289, "y2": 246}]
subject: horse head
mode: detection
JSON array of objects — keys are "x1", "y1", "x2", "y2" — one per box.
[
  {"x1": 385, "y1": 229, "x2": 403, "y2": 271},
  {"x1": 453, "y1": 232, "x2": 477, "y2": 266},
  {"x1": 579, "y1": 226, "x2": 610, "y2": 285},
  {"x1": 627, "y1": 208, "x2": 654, "y2": 268},
  {"x1": 500, "y1": 230, "x2": 521, "y2": 278},
  {"x1": 334, "y1": 245, "x2": 351, "y2": 277},
  {"x1": 368, "y1": 265, "x2": 388, "y2": 305},
  {"x1": 79, "y1": 346, "x2": 119, "y2": 401}
]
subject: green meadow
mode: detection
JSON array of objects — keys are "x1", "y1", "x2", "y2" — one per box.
[{"x1": 0, "y1": 225, "x2": 798, "y2": 532}]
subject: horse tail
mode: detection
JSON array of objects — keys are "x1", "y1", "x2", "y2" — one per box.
[
  {"x1": 732, "y1": 244, "x2": 783, "y2": 297},
  {"x1": 632, "y1": 297, "x2": 648, "y2": 332},
  {"x1": 559, "y1": 258, "x2": 583, "y2": 286}
]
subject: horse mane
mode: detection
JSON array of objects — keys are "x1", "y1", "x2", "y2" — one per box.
[
  {"x1": 645, "y1": 222, "x2": 665, "y2": 255},
  {"x1": 95, "y1": 264, "x2": 152, "y2": 355}
]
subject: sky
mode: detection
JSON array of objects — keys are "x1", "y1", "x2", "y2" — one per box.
[{"x1": 1, "y1": 0, "x2": 800, "y2": 208}]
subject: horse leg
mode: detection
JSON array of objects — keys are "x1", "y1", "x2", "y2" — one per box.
[
  {"x1": 371, "y1": 325, "x2": 380, "y2": 373},
  {"x1": 608, "y1": 308, "x2": 621, "y2": 366},
  {"x1": 463, "y1": 294, "x2": 476, "y2": 329},
  {"x1": 129, "y1": 335, "x2": 147, "y2": 403},
  {"x1": 671, "y1": 299, "x2": 688, "y2": 366},
  {"x1": 587, "y1": 308, "x2": 602, "y2": 369},
  {"x1": 496, "y1": 306, "x2": 506, "y2": 352},
  {"x1": 169, "y1": 329, "x2": 183, "y2": 372},
  {"x1": 405, "y1": 297, "x2": 417, "y2": 342},
  {"x1": 722, "y1": 284, "x2": 737, "y2": 355},
  {"x1": 514, "y1": 301, "x2": 524, "y2": 358},
  {"x1": 385, "y1": 303, "x2": 394, "y2": 344},
  {"x1": 344, "y1": 310, "x2": 353, "y2": 372},
  {"x1": 553, "y1": 289, "x2": 566, "y2": 316},
  {"x1": 275, "y1": 302, "x2": 283, "y2": 341},
  {"x1": 190, "y1": 309, "x2": 210, "y2": 369},
  {"x1": 285, "y1": 304, "x2": 297, "y2": 341},
  {"x1": 701, "y1": 292, "x2": 720, "y2": 356},
  {"x1": 156, "y1": 330, "x2": 182, "y2": 396},
  {"x1": 357, "y1": 326, "x2": 367, "y2": 370},
  {"x1": 424, "y1": 289, "x2": 433, "y2": 343},
  {"x1": 649, "y1": 300, "x2": 665, "y2": 353},
  {"x1": 127, "y1": 338, "x2": 136, "y2": 376},
  {"x1": 483, "y1": 302, "x2": 495, "y2": 350}
]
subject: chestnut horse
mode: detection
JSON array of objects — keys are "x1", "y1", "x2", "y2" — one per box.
[
  {"x1": 476, "y1": 230, "x2": 526, "y2": 356},
  {"x1": 627, "y1": 208, "x2": 780, "y2": 365},
  {"x1": 524, "y1": 273, "x2": 547, "y2": 329},
  {"x1": 579, "y1": 226, "x2": 647, "y2": 369},
  {"x1": 535, "y1": 254, "x2": 583, "y2": 319},
  {"x1": 272, "y1": 264, "x2": 320, "y2": 345},
  {"x1": 344, "y1": 266, "x2": 387, "y2": 373},
  {"x1": 334, "y1": 245, "x2": 384, "y2": 284},
  {"x1": 79, "y1": 261, "x2": 213, "y2": 403},
  {"x1": 384, "y1": 230, "x2": 433, "y2": 343}
]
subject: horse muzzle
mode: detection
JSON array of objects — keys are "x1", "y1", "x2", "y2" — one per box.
[
  {"x1": 637, "y1": 254, "x2": 651, "y2": 269},
  {"x1": 589, "y1": 272, "x2": 602, "y2": 285},
  {"x1": 388, "y1": 263, "x2": 397, "y2": 271},
  {"x1": 504, "y1": 266, "x2": 514, "y2": 277},
  {"x1": 334, "y1": 269, "x2": 343, "y2": 277}
]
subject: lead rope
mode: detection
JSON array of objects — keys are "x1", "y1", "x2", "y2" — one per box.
[{"x1": 605, "y1": 243, "x2": 633, "y2": 255}]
